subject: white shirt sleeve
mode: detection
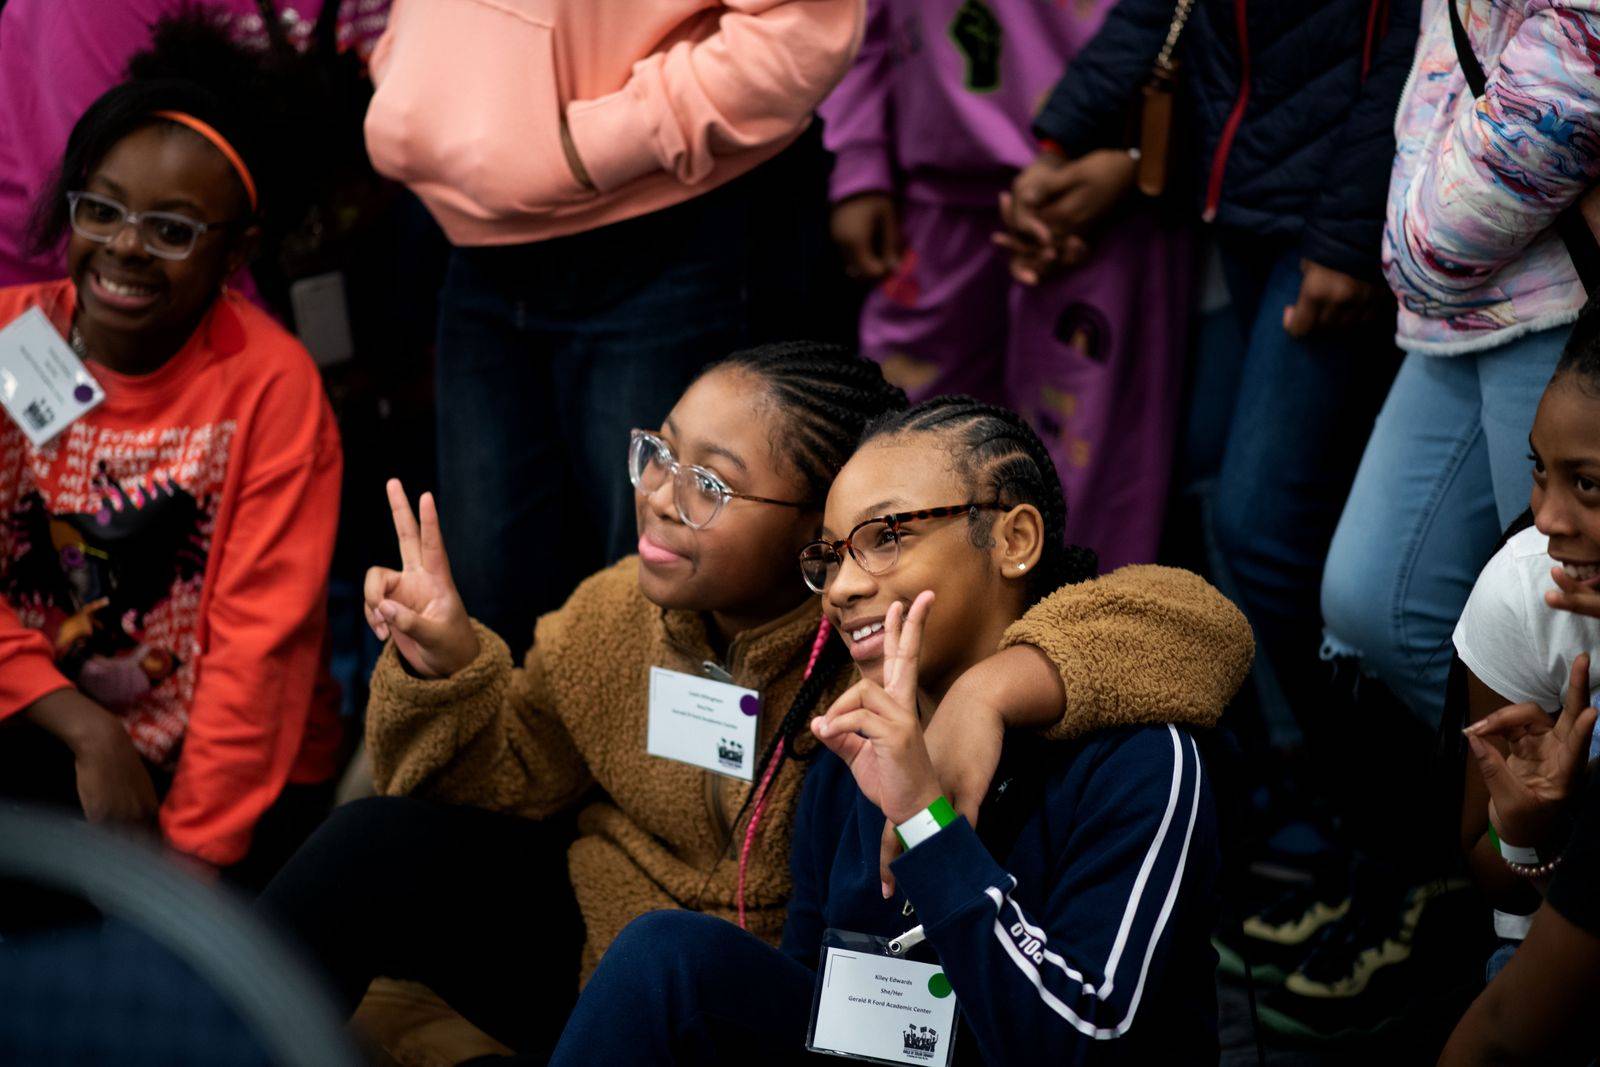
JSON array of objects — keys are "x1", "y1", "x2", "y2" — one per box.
[{"x1": 1453, "y1": 538, "x2": 1558, "y2": 709}]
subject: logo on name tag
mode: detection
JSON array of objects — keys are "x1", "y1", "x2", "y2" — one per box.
[
  {"x1": 902, "y1": 1025, "x2": 940, "y2": 1060},
  {"x1": 717, "y1": 738, "x2": 745, "y2": 770},
  {"x1": 22, "y1": 398, "x2": 53, "y2": 432}
]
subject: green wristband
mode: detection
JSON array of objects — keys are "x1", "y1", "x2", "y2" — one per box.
[{"x1": 895, "y1": 796, "x2": 959, "y2": 851}]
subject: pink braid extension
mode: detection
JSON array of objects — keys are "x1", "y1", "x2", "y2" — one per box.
[{"x1": 737, "y1": 616, "x2": 833, "y2": 930}]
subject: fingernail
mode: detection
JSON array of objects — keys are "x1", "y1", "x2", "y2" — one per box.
[
  {"x1": 812, "y1": 717, "x2": 826, "y2": 737},
  {"x1": 379, "y1": 602, "x2": 397, "y2": 620},
  {"x1": 881, "y1": 881, "x2": 892, "y2": 900}
]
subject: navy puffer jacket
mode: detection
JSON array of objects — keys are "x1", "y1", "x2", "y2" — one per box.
[{"x1": 1034, "y1": 0, "x2": 1420, "y2": 281}]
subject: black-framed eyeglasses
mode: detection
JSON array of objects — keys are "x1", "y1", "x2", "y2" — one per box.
[
  {"x1": 628, "y1": 429, "x2": 810, "y2": 530},
  {"x1": 66, "y1": 191, "x2": 236, "y2": 261},
  {"x1": 798, "y1": 503, "x2": 1005, "y2": 594}
]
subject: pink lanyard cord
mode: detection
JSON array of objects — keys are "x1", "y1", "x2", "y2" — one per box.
[{"x1": 736, "y1": 617, "x2": 832, "y2": 930}]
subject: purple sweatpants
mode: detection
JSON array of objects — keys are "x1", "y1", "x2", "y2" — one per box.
[{"x1": 860, "y1": 196, "x2": 1190, "y2": 572}]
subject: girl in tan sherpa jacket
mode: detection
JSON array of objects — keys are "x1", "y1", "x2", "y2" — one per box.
[
  {"x1": 260, "y1": 344, "x2": 1251, "y2": 1063},
  {"x1": 547, "y1": 395, "x2": 1254, "y2": 1066}
]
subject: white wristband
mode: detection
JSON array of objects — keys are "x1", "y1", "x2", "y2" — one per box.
[
  {"x1": 1496, "y1": 834, "x2": 1541, "y2": 866},
  {"x1": 895, "y1": 797, "x2": 956, "y2": 851},
  {"x1": 1493, "y1": 910, "x2": 1535, "y2": 940}
]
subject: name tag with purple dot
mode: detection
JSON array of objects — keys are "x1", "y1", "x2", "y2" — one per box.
[
  {"x1": 0, "y1": 307, "x2": 105, "y2": 447},
  {"x1": 647, "y1": 666, "x2": 761, "y2": 781}
]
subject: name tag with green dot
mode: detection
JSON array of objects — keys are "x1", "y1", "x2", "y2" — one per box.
[{"x1": 807, "y1": 929, "x2": 959, "y2": 1065}]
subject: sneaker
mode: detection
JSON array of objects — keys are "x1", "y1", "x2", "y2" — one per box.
[
  {"x1": 1258, "y1": 880, "x2": 1473, "y2": 1042},
  {"x1": 1215, "y1": 880, "x2": 1350, "y2": 984}
]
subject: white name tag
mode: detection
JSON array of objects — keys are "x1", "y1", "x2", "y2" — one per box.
[
  {"x1": 646, "y1": 666, "x2": 760, "y2": 781},
  {"x1": 0, "y1": 307, "x2": 104, "y2": 446},
  {"x1": 808, "y1": 931, "x2": 959, "y2": 1065}
]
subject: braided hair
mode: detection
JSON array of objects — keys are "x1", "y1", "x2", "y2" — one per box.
[
  {"x1": 860, "y1": 395, "x2": 1098, "y2": 603},
  {"x1": 699, "y1": 341, "x2": 910, "y2": 505},
  {"x1": 1555, "y1": 289, "x2": 1600, "y2": 398}
]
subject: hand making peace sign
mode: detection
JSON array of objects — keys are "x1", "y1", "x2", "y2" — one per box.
[
  {"x1": 811, "y1": 591, "x2": 944, "y2": 837},
  {"x1": 363, "y1": 479, "x2": 480, "y2": 679}
]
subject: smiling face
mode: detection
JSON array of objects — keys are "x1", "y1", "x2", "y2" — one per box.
[
  {"x1": 1531, "y1": 372, "x2": 1600, "y2": 580},
  {"x1": 633, "y1": 367, "x2": 821, "y2": 630},
  {"x1": 68, "y1": 122, "x2": 253, "y2": 371},
  {"x1": 819, "y1": 432, "x2": 1037, "y2": 697}
]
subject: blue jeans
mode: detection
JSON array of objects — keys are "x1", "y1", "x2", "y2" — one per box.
[
  {"x1": 1321, "y1": 327, "x2": 1569, "y2": 728},
  {"x1": 433, "y1": 134, "x2": 830, "y2": 645},
  {"x1": 548, "y1": 911, "x2": 823, "y2": 1067},
  {"x1": 1184, "y1": 237, "x2": 1395, "y2": 739}
]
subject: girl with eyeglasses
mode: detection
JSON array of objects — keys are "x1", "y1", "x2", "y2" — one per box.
[
  {"x1": 261, "y1": 352, "x2": 1250, "y2": 1062},
  {"x1": 544, "y1": 396, "x2": 1252, "y2": 1066},
  {"x1": 0, "y1": 17, "x2": 343, "y2": 887}
]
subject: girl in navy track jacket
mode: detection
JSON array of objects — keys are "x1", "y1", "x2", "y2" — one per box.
[{"x1": 545, "y1": 397, "x2": 1248, "y2": 1066}]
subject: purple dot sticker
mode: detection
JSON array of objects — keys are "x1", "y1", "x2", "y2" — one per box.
[
  {"x1": 739, "y1": 695, "x2": 761, "y2": 717},
  {"x1": 73, "y1": 384, "x2": 93, "y2": 403}
]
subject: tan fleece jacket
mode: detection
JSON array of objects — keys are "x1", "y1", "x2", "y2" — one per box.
[{"x1": 366, "y1": 558, "x2": 1251, "y2": 980}]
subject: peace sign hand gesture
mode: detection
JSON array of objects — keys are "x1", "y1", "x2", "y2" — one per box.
[
  {"x1": 812, "y1": 591, "x2": 944, "y2": 833},
  {"x1": 1466, "y1": 652, "x2": 1599, "y2": 852},
  {"x1": 364, "y1": 479, "x2": 479, "y2": 679}
]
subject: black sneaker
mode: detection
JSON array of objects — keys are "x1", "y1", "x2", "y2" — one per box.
[
  {"x1": 1257, "y1": 879, "x2": 1472, "y2": 1042},
  {"x1": 1215, "y1": 880, "x2": 1350, "y2": 985}
]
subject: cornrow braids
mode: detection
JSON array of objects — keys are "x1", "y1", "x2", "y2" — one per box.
[
  {"x1": 1556, "y1": 289, "x2": 1600, "y2": 398},
  {"x1": 699, "y1": 341, "x2": 909, "y2": 505},
  {"x1": 861, "y1": 395, "x2": 1098, "y2": 602}
]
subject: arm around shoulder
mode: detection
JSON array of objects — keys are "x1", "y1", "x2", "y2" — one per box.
[{"x1": 1000, "y1": 566, "x2": 1253, "y2": 741}]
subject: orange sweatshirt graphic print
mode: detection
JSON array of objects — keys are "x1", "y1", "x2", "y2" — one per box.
[{"x1": 0, "y1": 280, "x2": 344, "y2": 866}]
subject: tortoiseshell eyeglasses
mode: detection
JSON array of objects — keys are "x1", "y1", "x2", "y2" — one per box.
[{"x1": 797, "y1": 503, "x2": 1005, "y2": 594}]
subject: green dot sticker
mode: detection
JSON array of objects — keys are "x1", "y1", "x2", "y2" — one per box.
[{"x1": 928, "y1": 972, "x2": 952, "y2": 999}]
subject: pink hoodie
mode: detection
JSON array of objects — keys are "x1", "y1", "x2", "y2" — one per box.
[{"x1": 363, "y1": 0, "x2": 864, "y2": 246}]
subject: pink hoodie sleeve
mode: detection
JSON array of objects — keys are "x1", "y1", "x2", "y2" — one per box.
[
  {"x1": 818, "y1": 0, "x2": 896, "y2": 202},
  {"x1": 564, "y1": 0, "x2": 866, "y2": 194}
]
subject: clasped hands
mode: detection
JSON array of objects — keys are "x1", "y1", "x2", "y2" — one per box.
[{"x1": 996, "y1": 147, "x2": 1385, "y2": 339}]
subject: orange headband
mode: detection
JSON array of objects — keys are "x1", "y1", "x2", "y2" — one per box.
[{"x1": 151, "y1": 110, "x2": 259, "y2": 212}]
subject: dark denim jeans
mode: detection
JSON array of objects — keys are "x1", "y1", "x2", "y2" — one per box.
[
  {"x1": 433, "y1": 132, "x2": 832, "y2": 647},
  {"x1": 1182, "y1": 235, "x2": 1397, "y2": 752},
  {"x1": 547, "y1": 911, "x2": 821, "y2": 1067}
]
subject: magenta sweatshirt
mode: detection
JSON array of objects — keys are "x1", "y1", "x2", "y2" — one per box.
[
  {"x1": 0, "y1": 0, "x2": 387, "y2": 287},
  {"x1": 819, "y1": 0, "x2": 1118, "y2": 207}
]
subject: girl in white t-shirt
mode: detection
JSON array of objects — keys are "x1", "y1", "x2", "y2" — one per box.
[
  {"x1": 1456, "y1": 311, "x2": 1600, "y2": 940},
  {"x1": 1445, "y1": 310, "x2": 1600, "y2": 1062}
]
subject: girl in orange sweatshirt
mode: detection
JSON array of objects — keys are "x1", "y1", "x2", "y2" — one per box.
[{"x1": 0, "y1": 18, "x2": 343, "y2": 885}]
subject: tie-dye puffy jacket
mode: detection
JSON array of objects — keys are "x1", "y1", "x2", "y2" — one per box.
[{"x1": 1384, "y1": 0, "x2": 1600, "y2": 355}]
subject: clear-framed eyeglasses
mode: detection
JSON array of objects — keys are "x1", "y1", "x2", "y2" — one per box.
[
  {"x1": 66, "y1": 190, "x2": 236, "y2": 261},
  {"x1": 628, "y1": 429, "x2": 810, "y2": 530}
]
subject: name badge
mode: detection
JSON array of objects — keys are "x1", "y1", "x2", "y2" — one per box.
[
  {"x1": 646, "y1": 666, "x2": 760, "y2": 781},
  {"x1": 0, "y1": 307, "x2": 105, "y2": 446},
  {"x1": 807, "y1": 929, "x2": 959, "y2": 1066}
]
